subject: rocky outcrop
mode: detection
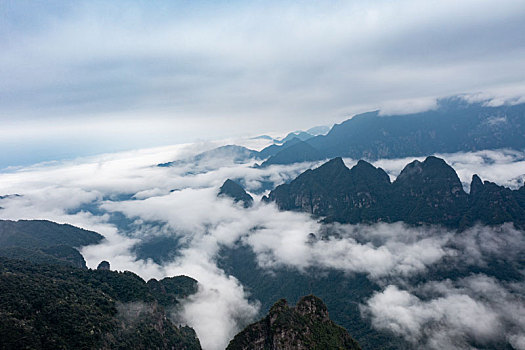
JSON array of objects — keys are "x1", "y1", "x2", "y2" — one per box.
[
  {"x1": 265, "y1": 156, "x2": 525, "y2": 229},
  {"x1": 219, "y1": 179, "x2": 254, "y2": 208},
  {"x1": 389, "y1": 156, "x2": 469, "y2": 226},
  {"x1": 226, "y1": 295, "x2": 361, "y2": 350},
  {"x1": 465, "y1": 174, "x2": 525, "y2": 226}
]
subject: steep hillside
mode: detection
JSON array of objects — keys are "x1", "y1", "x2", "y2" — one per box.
[
  {"x1": 227, "y1": 295, "x2": 361, "y2": 350},
  {"x1": 0, "y1": 257, "x2": 201, "y2": 350},
  {"x1": 0, "y1": 220, "x2": 104, "y2": 268},
  {"x1": 265, "y1": 156, "x2": 525, "y2": 229},
  {"x1": 262, "y1": 99, "x2": 525, "y2": 165}
]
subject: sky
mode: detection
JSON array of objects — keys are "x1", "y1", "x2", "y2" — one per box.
[{"x1": 2, "y1": 0, "x2": 525, "y2": 167}]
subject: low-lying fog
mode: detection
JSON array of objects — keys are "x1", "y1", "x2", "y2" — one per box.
[{"x1": 0, "y1": 139, "x2": 524, "y2": 350}]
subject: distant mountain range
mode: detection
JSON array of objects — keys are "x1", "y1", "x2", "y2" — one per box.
[
  {"x1": 158, "y1": 145, "x2": 259, "y2": 167},
  {"x1": 261, "y1": 98, "x2": 525, "y2": 165},
  {"x1": 4, "y1": 96, "x2": 525, "y2": 350},
  {"x1": 264, "y1": 156, "x2": 525, "y2": 229},
  {"x1": 251, "y1": 125, "x2": 330, "y2": 145},
  {"x1": 159, "y1": 98, "x2": 525, "y2": 169}
]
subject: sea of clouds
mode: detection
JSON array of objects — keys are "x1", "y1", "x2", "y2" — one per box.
[{"x1": 0, "y1": 139, "x2": 524, "y2": 350}]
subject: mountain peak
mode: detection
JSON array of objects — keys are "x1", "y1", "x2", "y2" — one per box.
[
  {"x1": 351, "y1": 160, "x2": 390, "y2": 181},
  {"x1": 355, "y1": 159, "x2": 373, "y2": 167},
  {"x1": 97, "y1": 260, "x2": 110, "y2": 270},
  {"x1": 423, "y1": 155, "x2": 449, "y2": 167},
  {"x1": 218, "y1": 179, "x2": 253, "y2": 208},
  {"x1": 322, "y1": 156, "x2": 346, "y2": 169},
  {"x1": 296, "y1": 295, "x2": 329, "y2": 321},
  {"x1": 470, "y1": 174, "x2": 483, "y2": 195},
  {"x1": 226, "y1": 295, "x2": 361, "y2": 350},
  {"x1": 396, "y1": 156, "x2": 460, "y2": 184}
]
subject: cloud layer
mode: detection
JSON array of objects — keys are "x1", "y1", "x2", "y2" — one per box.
[
  {"x1": 0, "y1": 142, "x2": 524, "y2": 349},
  {"x1": 365, "y1": 275, "x2": 525, "y2": 349}
]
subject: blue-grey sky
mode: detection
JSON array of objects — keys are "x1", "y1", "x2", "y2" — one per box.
[{"x1": 1, "y1": 0, "x2": 525, "y2": 168}]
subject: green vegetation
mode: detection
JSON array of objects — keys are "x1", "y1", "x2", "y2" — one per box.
[
  {"x1": 219, "y1": 246, "x2": 407, "y2": 350},
  {"x1": 147, "y1": 275, "x2": 198, "y2": 308},
  {"x1": 227, "y1": 295, "x2": 361, "y2": 350},
  {"x1": 0, "y1": 220, "x2": 103, "y2": 249},
  {"x1": 0, "y1": 245, "x2": 87, "y2": 269},
  {"x1": 0, "y1": 257, "x2": 201, "y2": 350},
  {"x1": 0, "y1": 219, "x2": 104, "y2": 269}
]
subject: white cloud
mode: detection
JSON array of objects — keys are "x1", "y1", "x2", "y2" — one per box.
[
  {"x1": 364, "y1": 275, "x2": 525, "y2": 349},
  {"x1": 1, "y1": 143, "x2": 525, "y2": 349},
  {"x1": 370, "y1": 149, "x2": 525, "y2": 189},
  {"x1": 378, "y1": 96, "x2": 438, "y2": 116}
]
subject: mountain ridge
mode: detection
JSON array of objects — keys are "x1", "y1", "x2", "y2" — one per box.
[
  {"x1": 265, "y1": 156, "x2": 525, "y2": 229},
  {"x1": 262, "y1": 99, "x2": 525, "y2": 165}
]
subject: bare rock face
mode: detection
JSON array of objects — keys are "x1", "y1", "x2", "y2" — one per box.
[{"x1": 226, "y1": 295, "x2": 361, "y2": 350}]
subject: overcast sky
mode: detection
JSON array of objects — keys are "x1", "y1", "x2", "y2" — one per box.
[{"x1": 2, "y1": 0, "x2": 525, "y2": 168}]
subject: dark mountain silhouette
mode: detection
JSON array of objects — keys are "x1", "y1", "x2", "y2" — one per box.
[
  {"x1": 466, "y1": 175, "x2": 525, "y2": 225},
  {"x1": 0, "y1": 219, "x2": 103, "y2": 248},
  {"x1": 262, "y1": 99, "x2": 525, "y2": 165},
  {"x1": 261, "y1": 139, "x2": 324, "y2": 167},
  {"x1": 219, "y1": 179, "x2": 254, "y2": 208},
  {"x1": 389, "y1": 156, "x2": 469, "y2": 226},
  {"x1": 0, "y1": 220, "x2": 104, "y2": 268},
  {"x1": 275, "y1": 131, "x2": 314, "y2": 144},
  {"x1": 258, "y1": 137, "x2": 304, "y2": 160},
  {"x1": 265, "y1": 156, "x2": 525, "y2": 229}
]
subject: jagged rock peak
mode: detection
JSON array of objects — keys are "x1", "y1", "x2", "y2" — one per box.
[
  {"x1": 308, "y1": 157, "x2": 350, "y2": 179},
  {"x1": 395, "y1": 159, "x2": 423, "y2": 180},
  {"x1": 269, "y1": 298, "x2": 289, "y2": 314},
  {"x1": 226, "y1": 295, "x2": 361, "y2": 350},
  {"x1": 322, "y1": 156, "x2": 347, "y2": 169},
  {"x1": 353, "y1": 159, "x2": 374, "y2": 169},
  {"x1": 295, "y1": 295, "x2": 329, "y2": 321},
  {"x1": 396, "y1": 156, "x2": 461, "y2": 183},
  {"x1": 470, "y1": 174, "x2": 484, "y2": 195},
  {"x1": 350, "y1": 160, "x2": 391, "y2": 184},
  {"x1": 424, "y1": 155, "x2": 447, "y2": 165},
  {"x1": 422, "y1": 156, "x2": 458, "y2": 174},
  {"x1": 218, "y1": 179, "x2": 253, "y2": 208}
]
